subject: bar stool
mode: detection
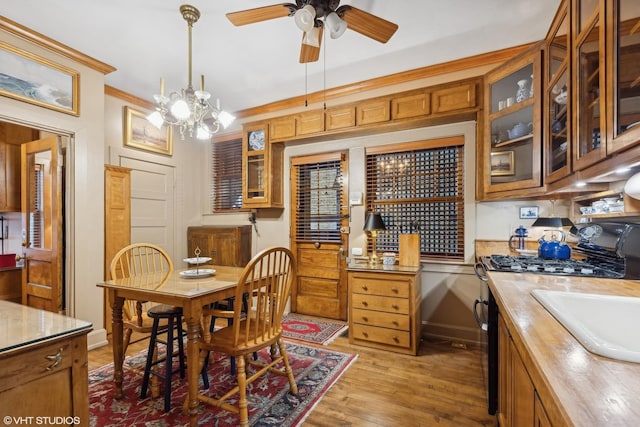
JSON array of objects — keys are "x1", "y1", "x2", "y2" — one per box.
[{"x1": 140, "y1": 304, "x2": 186, "y2": 412}]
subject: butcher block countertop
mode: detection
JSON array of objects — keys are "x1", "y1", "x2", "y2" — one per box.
[{"x1": 488, "y1": 272, "x2": 640, "y2": 426}]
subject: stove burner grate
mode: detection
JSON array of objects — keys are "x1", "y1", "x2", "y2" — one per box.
[{"x1": 485, "y1": 255, "x2": 624, "y2": 279}]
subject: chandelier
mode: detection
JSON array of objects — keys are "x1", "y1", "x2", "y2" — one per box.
[{"x1": 147, "y1": 5, "x2": 235, "y2": 140}]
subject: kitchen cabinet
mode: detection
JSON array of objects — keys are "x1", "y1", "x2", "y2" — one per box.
[
  {"x1": 0, "y1": 122, "x2": 38, "y2": 212},
  {"x1": 571, "y1": 188, "x2": 640, "y2": 220},
  {"x1": 391, "y1": 89, "x2": 430, "y2": 120},
  {"x1": 605, "y1": 0, "x2": 640, "y2": 154},
  {"x1": 296, "y1": 110, "x2": 324, "y2": 135},
  {"x1": 572, "y1": 0, "x2": 607, "y2": 171},
  {"x1": 356, "y1": 97, "x2": 391, "y2": 125},
  {"x1": 186, "y1": 225, "x2": 251, "y2": 267},
  {"x1": 431, "y1": 80, "x2": 477, "y2": 114},
  {"x1": 347, "y1": 264, "x2": 421, "y2": 355},
  {"x1": 325, "y1": 105, "x2": 355, "y2": 130},
  {"x1": 497, "y1": 312, "x2": 551, "y2": 426},
  {"x1": 481, "y1": 45, "x2": 543, "y2": 196},
  {"x1": 242, "y1": 122, "x2": 284, "y2": 208},
  {"x1": 544, "y1": 0, "x2": 572, "y2": 183},
  {"x1": 0, "y1": 301, "x2": 92, "y2": 425}
]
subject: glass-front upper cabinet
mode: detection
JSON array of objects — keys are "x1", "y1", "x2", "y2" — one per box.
[
  {"x1": 545, "y1": 0, "x2": 572, "y2": 183},
  {"x1": 241, "y1": 121, "x2": 284, "y2": 209},
  {"x1": 606, "y1": 0, "x2": 640, "y2": 153},
  {"x1": 483, "y1": 47, "x2": 542, "y2": 195},
  {"x1": 573, "y1": 0, "x2": 606, "y2": 170}
]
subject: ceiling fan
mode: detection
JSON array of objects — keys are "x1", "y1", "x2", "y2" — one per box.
[{"x1": 227, "y1": 0, "x2": 398, "y2": 63}]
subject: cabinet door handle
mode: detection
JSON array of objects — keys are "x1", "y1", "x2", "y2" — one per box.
[{"x1": 45, "y1": 348, "x2": 63, "y2": 371}]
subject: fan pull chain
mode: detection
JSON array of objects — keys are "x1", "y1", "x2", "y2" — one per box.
[{"x1": 304, "y1": 63, "x2": 308, "y2": 107}]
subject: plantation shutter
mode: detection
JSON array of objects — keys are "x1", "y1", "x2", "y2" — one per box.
[{"x1": 365, "y1": 137, "x2": 465, "y2": 261}]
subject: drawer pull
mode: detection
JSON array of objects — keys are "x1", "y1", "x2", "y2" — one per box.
[
  {"x1": 45, "y1": 348, "x2": 63, "y2": 371},
  {"x1": 362, "y1": 316, "x2": 369, "y2": 322},
  {"x1": 391, "y1": 287, "x2": 399, "y2": 293},
  {"x1": 392, "y1": 320, "x2": 399, "y2": 326},
  {"x1": 393, "y1": 336, "x2": 400, "y2": 343},
  {"x1": 391, "y1": 304, "x2": 399, "y2": 310},
  {"x1": 362, "y1": 332, "x2": 369, "y2": 338},
  {"x1": 361, "y1": 301, "x2": 368, "y2": 307},
  {"x1": 361, "y1": 285, "x2": 368, "y2": 291}
]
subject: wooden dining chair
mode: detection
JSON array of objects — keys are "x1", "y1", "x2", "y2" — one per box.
[
  {"x1": 109, "y1": 243, "x2": 175, "y2": 356},
  {"x1": 196, "y1": 247, "x2": 298, "y2": 427}
]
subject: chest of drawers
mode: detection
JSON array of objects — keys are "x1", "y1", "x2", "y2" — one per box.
[{"x1": 347, "y1": 264, "x2": 422, "y2": 355}]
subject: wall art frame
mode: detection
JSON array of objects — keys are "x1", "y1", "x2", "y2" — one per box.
[
  {"x1": 0, "y1": 41, "x2": 79, "y2": 116},
  {"x1": 519, "y1": 206, "x2": 539, "y2": 219},
  {"x1": 123, "y1": 106, "x2": 173, "y2": 156},
  {"x1": 490, "y1": 151, "x2": 515, "y2": 176}
]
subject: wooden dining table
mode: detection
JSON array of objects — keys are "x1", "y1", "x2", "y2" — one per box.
[{"x1": 97, "y1": 264, "x2": 245, "y2": 427}]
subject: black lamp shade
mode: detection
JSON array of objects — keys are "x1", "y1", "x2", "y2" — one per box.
[
  {"x1": 531, "y1": 217, "x2": 574, "y2": 228},
  {"x1": 363, "y1": 213, "x2": 386, "y2": 231}
]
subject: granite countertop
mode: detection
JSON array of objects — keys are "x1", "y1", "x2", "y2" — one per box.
[
  {"x1": 487, "y1": 272, "x2": 640, "y2": 425},
  {"x1": 0, "y1": 300, "x2": 92, "y2": 354}
]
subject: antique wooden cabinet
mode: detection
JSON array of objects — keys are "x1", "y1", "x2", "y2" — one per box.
[
  {"x1": 0, "y1": 122, "x2": 38, "y2": 212},
  {"x1": 186, "y1": 225, "x2": 251, "y2": 267},
  {"x1": 347, "y1": 263, "x2": 422, "y2": 355}
]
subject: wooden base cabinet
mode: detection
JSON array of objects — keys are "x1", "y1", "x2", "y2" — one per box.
[
  {"x1": 497, "y1": 313, "x2": 551, "y2": 426},
  {"x1": 347, "y1": 264, "x2": 422, "y2": 355}
]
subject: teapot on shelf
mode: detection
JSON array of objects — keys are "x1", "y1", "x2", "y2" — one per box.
[{"x1": 507, "y1": 122, "x2": 533, "y2": 139}]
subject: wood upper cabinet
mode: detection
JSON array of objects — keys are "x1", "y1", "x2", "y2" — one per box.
[
  {"x1": 391, "y1": 89, "x2": 430, "y2": 119},
  {"x1": 544, "y1": 0, "x2": 573, "y2": 184},
  {"x1": 481, "y1": 45, "x2": 543, "y2": 196},
  {"x1": 605, "y1": 0, "x2": 640, "y2": 154},
  {"x1": 242, "y1": 122, "x2": 283, "y2": 208},
  {"x1": 270, "y1": 116, "x2": 296, "y2": 141},
  {"x1": 572, "y1": 0, "x2": 607, "y2": 171},
  {"x1": 431, "y1": 81, "x2": 477, "y2": 114},
  {"x1": 357, "y1": 97, "x2": 391, "y2": 125},
  {"x1": 296, "y1": 110, "x2": 324, "y2": 135},
  {"x1": 325, "y1": 105, "x2": 356, "y2": 130}
]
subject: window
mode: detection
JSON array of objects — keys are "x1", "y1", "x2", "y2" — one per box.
[
  {"x1": 292, "y1": 153, "x2": 344, "y2": 243},
  {"x1": 365, "y1": 136, "x2": 465, "y2": 261},
  {"x1": 210, "y1": 137, "x2": 245, "y2": 212}
]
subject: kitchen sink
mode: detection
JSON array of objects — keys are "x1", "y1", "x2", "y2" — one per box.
[{"x1": 531, "y1": 289, "x2": 640, "y2": 363}]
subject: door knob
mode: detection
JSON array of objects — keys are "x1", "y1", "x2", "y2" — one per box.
[
  {"x1": 314, "y1": 242, "x2": 320, "y2": 249},
  {"x1": 15, "y1": 254, "x2": 25, "y2": 262}
]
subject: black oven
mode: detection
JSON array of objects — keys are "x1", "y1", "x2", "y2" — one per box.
[{"x1": 473, "y1": 261, "x2": 497, "y2": 415}]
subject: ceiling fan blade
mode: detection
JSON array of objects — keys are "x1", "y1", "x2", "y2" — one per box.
[
  {"x1": 340, "y1": 6, "x2": 398, "y2": 43},
  {"x1": 227, "y1": 4, "x2": 296, "y2": 26},
  {"x1": 299, "y1": 27, "x2": 323, "y2": 63}
]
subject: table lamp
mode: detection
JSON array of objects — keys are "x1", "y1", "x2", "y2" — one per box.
[{"x1": 364, "y1": 212, "x2": 386, "y2": 263}]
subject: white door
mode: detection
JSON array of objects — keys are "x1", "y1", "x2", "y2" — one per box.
[{"x1": 119, "y1": 157, "x2": 176, "y2": 260}]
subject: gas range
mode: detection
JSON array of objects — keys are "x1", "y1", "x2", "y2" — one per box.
[
  {"x1": 480, "y1": 222, "x2": 640, "y2": 280},
  {"x1": 480, "y1": 254, "x2": 624, "y2": 278}
]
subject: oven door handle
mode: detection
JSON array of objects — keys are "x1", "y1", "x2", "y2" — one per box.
[{"x1": 474, "y1": 262, "x2": 488, "y2": 282}]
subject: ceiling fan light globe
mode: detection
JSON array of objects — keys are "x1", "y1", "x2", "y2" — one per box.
[
  {"x1": 302, "y1": 26, "x2": 321, "y2": 47},
  {"x1": 325, "y1": 12, "x2": 347, "y2": 39},
  {"x1": 196, "y1": 124, "x2": 211, "y2": 140},
  {"x1": 170, "y1": 99, "x2": 191, "y2": 120},
  {"x1": 295, "y1": 5, "x2": 316, "y2": 32},
  {"x1": 147, "y1": 111, "x2": 165, "y2": 129}
]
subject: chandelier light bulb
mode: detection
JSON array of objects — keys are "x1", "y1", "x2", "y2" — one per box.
[
  {"x1": 196, "y1": 123, "x2": 211, "y2": 140},
  {"x1": 147, "y1": 111, "x2": 164, "y2": 129},
  {"x1": 218, "y1": 111, "x2": 236, "y2": 129},
  {"x1": 170, "y1": 99, "x2": 191, "y2": 120}
]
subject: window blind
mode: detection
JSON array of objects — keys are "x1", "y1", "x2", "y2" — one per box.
[
  {"x1": 294, "y1": 158, "x2": 343, "y2": 243},
  {"x1": 365, "y1": 138, "x2": 465, "y2": 261},
  {"x1": 210, "y1": 138, "x2": 245, "y2": 212}
]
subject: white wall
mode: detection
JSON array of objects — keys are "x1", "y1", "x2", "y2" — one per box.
[{"x1": 0, "y1": 29, "x2": 107, "y2": 349}]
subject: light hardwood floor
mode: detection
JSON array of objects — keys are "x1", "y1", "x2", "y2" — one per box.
[{"x1": 89, "y1": 335, "x2": 496, "y2": 426}]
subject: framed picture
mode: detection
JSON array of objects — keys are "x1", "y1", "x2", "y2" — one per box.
[
  {"x1": 490, "y1": 151, "x2": 515, "y2": 176},
  {"x1": 519, "y1": 206, "x2": 539, "y2": 219},
  {"x1": 0, "y1": 41, "x2": 79, "y2": 116},
  {"x1": 123, "y1": 106, "x2": 173, "y2": 156}
]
